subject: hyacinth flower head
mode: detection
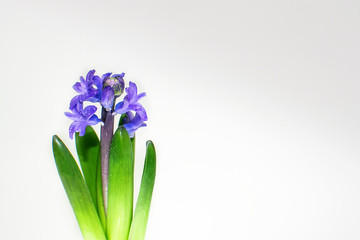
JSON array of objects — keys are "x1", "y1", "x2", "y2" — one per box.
[
  {"x1": 53, "y1": 69, "x2": 156, "y2": 240},
  {"x1": 65, "y1": 70, "x2": 147, "y2": 139}
]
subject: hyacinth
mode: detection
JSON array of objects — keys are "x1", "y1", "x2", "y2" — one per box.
[
  {"x1": 65, "y1": 70, "x2": 147, "y2": 139},
  {"x1": 65, "y1": 102, "x2": 101, "y2": 138},
  {"x1": 53, "y1": 69, "x2": 156, "y2": 240}
]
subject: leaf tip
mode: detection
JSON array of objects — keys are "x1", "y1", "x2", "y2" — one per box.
[
  {"x1": 52, "y1": 135, "x2": 62, "y2": 147},
  {"x1": 146, "y1": 140, "x2": 155, "y2": 150},
  {"x1": 117, "y1": 125, "x2": 130, "y2": 138}
]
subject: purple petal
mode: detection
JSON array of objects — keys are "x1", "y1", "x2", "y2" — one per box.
[
  {"x1": 124, "y1": 111, "x2": 134, "y2": 123},
  {"x1": 92, "y1": 75, "x2": 103, "y2": 91},
  {"x1": 85, "y1": 90, "x2": 101, "y2": 103},
  {"x1": 73, "y1": 82, "x2": 86, "y2": 94},
  {"x1": 126, "y1": 82, "x2": 138, "y2": 100},
  {"x1": 83, "y1": 105, "x2": 97, "y2": 117},
  {"x1": 135, "y1": 92, "x2": 146, "y2": 102},
  {"x1": 122, "y1": 113, "x2": 146, "y2": 138},
  {"x1": 119, "y1": 111, "x2": 134, "y2": 125},
  {"x1": 86, "y1": 70, "x2": 95, "y2": 83},
  {"x1": 102, "y1": 72, "x2": 112, "y2": 80},
  {"x1": 78, "y1": 122, "x2": 88, "y2": 136},
  {"x1": 114, "y1": 99, "x2": 130, "y2": 114},
  {"x1": 112, "y1": 73, "x2": 125, "y2": 79},
  {"x1": 69, "y1": 122, "x2": 81, "y2": 139},
  {"x1": 101, "y1": 86, "x2": 115, "y2": 110},
  {"x1": 70, "y1": 95, "x2": 80, "y2": 110},
  {"x1": 70, "y1": 99, "x2": 83, "y2": 113},
  {"x1": 135, "y1": 105, "x2": 148, "y2": 121},
  {"x1": 65, "y1": 112, "x2": 76, "y2": 120},
  {"x1": 75, "y1": 101, "x2": 84, "y2": 112},
  {"x1": 87, "y1": 115, "x2": 101, "y2": 125},
  {"x1": 65, "y1": 111, "x2": 83, "y2": 121}
]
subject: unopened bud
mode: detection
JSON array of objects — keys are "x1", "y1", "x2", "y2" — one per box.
[{"x1": 103, "y1": 76, "x2": 124, "y2": 97}]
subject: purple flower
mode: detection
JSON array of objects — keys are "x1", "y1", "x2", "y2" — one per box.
[
  {"x1": 65, "y1": 101, "x2": 101, "y2": 139},
  {"x1": 71, "y1": 70, "x2": 100, "y2": 106},
  {"x1": 121, "y1": 112, "x2": 147, "y2": 138},
  {"x1": 114, "y1": 81, "x2": 147, "y2": 121},
  {"x1": 65, "y1": 70, "x2": 147, "y2": 139}
]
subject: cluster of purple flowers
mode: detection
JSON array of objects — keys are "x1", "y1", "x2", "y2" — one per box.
[{"x1": 65, "y1": 70, "x2": 147, "y2": 139}]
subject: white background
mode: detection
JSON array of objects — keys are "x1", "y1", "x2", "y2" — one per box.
[{"x1": 0, "y1": 0, "x2": 359, "y2": 239}]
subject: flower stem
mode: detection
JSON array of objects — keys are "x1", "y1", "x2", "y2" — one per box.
[{"x1": 100, "y1": 107, "x2": 114, "y2": 214}]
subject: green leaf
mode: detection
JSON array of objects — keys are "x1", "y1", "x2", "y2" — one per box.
[
  {"x1": 52, "y1": 135, "x2": 107, "y2": 240},
  {"x1": 75, "y1": 126, "x2": 99, "y2": 207},
  {"x1": 118, "y1": 113, "x2": 136, "y2": 157},
  {"x1": 96, "y1": 152, "x2": 107, "y2": 231},
  {"x1": 118, "y1": 113, "x2": 128, "y2": 127},
  {"x1": 107, "y1": 127, "x2": 134, "y2": 240},
  {"x1": 128, "y1": 141, "x2": 156, "y2": 240}
]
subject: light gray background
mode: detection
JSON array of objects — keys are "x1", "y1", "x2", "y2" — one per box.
[{"x1": 0, "y1": 0, "x2": 359, "y2": 239}]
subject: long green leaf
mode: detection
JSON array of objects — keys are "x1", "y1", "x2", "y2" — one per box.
[
  {"x1": 96, "y1": 151, "x2": 107, "y2": 231},
  {"x1": 118, "y1": 113, "x2": 136, "y2": 158},
  {"x1": 118, "y1": 113, "x2": 136, "y2": 157},
  {"x1": 52, "y1": 135, "x2": 107, "y2": 240},
  {"x1": 128, "y1": 141, "x2": 156, "y2": 240},
  {"x1": 75, "y1": 126, "x2": 99, "y2": 206},
  {"x1": 107, "y1": 127, "x2": 134, "y2": 240}
]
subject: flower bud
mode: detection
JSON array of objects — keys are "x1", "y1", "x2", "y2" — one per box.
[{"x1": 103, "y1": 76, "x2": 125, "y2": 97}]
